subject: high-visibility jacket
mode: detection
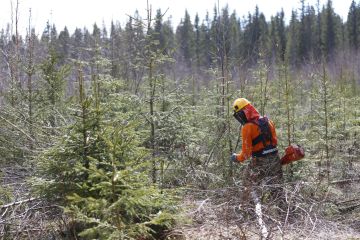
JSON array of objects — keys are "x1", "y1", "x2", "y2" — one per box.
[{"x1": 235, "y1": 120, "x2": 278, "y2": 162}]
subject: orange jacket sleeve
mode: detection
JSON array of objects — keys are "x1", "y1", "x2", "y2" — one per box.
[{"x1": 236, "y1": 125, "x2": 253, "y2": 162}]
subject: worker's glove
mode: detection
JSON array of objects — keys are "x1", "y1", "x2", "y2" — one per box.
[{"x1": 230, "y1": 153, "x2": 238, "y2": 163}]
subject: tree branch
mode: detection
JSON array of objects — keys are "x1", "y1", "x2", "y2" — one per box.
[{"x1": 1, "y1": 197, "x2": 37, "y2": 210}]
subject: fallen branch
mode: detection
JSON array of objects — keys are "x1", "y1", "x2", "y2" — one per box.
[
  {"x1": 1, "y1": 197, "x2": 38, "y2": 210},
  {"x1": 330, "y1": 178, "x2": 360, "y2": 185},
  {"x1": 0, "y1": 115, "x2": 35, "y2": 142},
  {"x1": 0, "y1": 228, "x2": 44, "y2": 234},
  {"x1": 251, "y1": 190, "x2": 269, "y2": 239},
  {"x1": 338, "y1": 203, "x2": 360, "y2": 214},
  {"x1": 190, "y1": 198, "x2": 210, "y2": 214},
  {"x1": 335, "y1": 198, "x2": 360, "y2": 206}
]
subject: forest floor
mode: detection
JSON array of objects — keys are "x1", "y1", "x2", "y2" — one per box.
[
  {"x1": 1, "y1": 164, "x2": 360, "y2": 239},
  {"x1": 0, "y1": 164, "x2": 63, "y2": 239},
  {"x1": 171, "y1": 180, "x2": 360, "y2": 240}
]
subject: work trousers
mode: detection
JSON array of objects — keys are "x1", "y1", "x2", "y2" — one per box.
[{"x1": 242, "y1": 153, "x2": 283, "y2": 206}]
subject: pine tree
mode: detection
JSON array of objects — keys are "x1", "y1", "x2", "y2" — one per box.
[
  {"x1": 123, "y1": 12, "x2": 146, "y2": 93},
  {"x1": 35, "y1": 65, "x2": 178, "y2": 238},
  {"x1": 109, "y1": 21, "x2": 121, "y2": 79},
  {"x1": 0, "y1": 5, "x2": 30, "y2": 164},
  {"x1": 321, "y1": 0, "x2": 337, "y2": 61},
  {"x1": 306, "y1": 61, "x2": 336, "y2": 182},
  {"x1": 57, "y1": 27, "x2": 70, "y2": 64},
  {"x1": 286, "y1": 10, "x2": 300, "y2": 67},
  {"x1": 24, "y1": 19, "x2": 37, "y2": 149},
  {"x1": 307, "y1": 5, "x2": 319, "y2": 60},
  {"x1": 228, "y1": 11, "x2": 241, "y2": 62},
  {"x1": 154, "y1": 9, "x2": 165, "y2": 52},
  {"x1": 39, "y1": 49, "x2": 70, "y2": 134},
  {"x1": 299, "y1": 0, "x2": 309, "y2": 62},
  {"x1": 70, "y1": 27, "x2": 83, "y2": 60},
  {"x1": 199, "y1": 12, "x2": 213, "y2": 69},
  {"x1": 347, "y1": 0, "x2": 359, "y2": 50},
  {"x1": 269, "y1": 10, "x2": 286, "y2": 63},
  {"x1": 176, "y1": 10, "x2": 195, "y2": 68},
  {"x1": 194, "y1": 13, "x2": 201, "y2": 71}
]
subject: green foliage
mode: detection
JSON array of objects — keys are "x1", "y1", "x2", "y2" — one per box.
[
  {"x1": 65, "y1": 166, "x2": 179, "y2": 239},
  {"x1": 176, "y1": 10, "x2": 195, "y2": 67},
  {"x1": 1, "y1": 2, "x2": 360, "y2": 239},
  {"x1": 347, "y1": 0, "x2": 360, "y2": 50},
  {"x1": 320, "y1": 0, "x2": 339, "y2": 60},
  {"x1": 37, "y1": 48, "x2": 70, "y2": 136},
  {"x1": 34, "y1": 72, "x2": 179, "y2": 238}
]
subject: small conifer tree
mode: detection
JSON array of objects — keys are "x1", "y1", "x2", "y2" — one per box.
[{"x1": 35, "y1": 65, "x2": 178, "y2": 239}]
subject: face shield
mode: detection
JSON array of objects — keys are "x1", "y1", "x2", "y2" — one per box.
[{"x1": 233, "y1": 110, "x2": 247, "y2": 125}]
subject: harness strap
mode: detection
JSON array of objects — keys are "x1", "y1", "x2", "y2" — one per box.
[
  {"x1": 250, "y1": 117, "x2": 277, "y2": 158},
  {"x1": 252, "y1": 134, "x2": 265, "y2": 146},
  {"x1": 251, "y1": 117, "x2": 273, "y2": 147}
]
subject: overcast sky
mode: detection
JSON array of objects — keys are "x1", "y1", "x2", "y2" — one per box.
[{"x1": 0, "y1": 0, "x2": 353, "y2": 35}]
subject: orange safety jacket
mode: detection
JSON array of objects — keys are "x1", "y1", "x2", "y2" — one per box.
[{"x1": 235, "y1": 120, "x2": 278, "y2": 162}]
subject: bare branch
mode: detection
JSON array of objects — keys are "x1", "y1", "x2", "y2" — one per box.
[{"x1": 1, "y1": 197, "x2": 37, "y2": 210}]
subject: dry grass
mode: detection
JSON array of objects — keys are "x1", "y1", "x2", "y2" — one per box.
[
  {"x1": 171, "y1": 181, "x2": 360, "y2": 240},
  {"x1": 0, "y1": 165, "x2": 63, "y2": 239}
]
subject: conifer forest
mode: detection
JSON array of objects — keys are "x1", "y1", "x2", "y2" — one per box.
[{"x1": 0, "y1": 0, "x2": 360, "y2": 239}]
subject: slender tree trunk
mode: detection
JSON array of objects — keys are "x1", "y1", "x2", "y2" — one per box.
[
  {"x1": 284, "y1": 65, "x2": 291, "y2": 146},
  {"x1": 26, "y1": 10, "x2": 35, "y2": 149},
  {"x1": 9, "y1": 0, "x2": 20, "y2": 106},
  {"x1": 216, "y1": 2, "x2": 233, "y2": 181},
  {"x1": 282, "y1": 63, "x2": 295, "y2": 178},
  {"x1": 77, "y1": 65, "x2": 89, "y2": 170},
  {"x1": 149, "y1": 58, "x2": 157, "y2": 183},
  {"x1": 145, "y1": 1, "x2": 157, "y2": 183},
  {"x1": 322, "y1": 63, "x2": 330, "y2": 182},
  {"x1": 239, "y1": 64, "x2": 246, "y2": 95},
  {"x1": 14, "y1": 0, "x2": 20, "y2": 90},
  {"x1": 258, "y1": 58, "x2": 269, "y2": 116}
]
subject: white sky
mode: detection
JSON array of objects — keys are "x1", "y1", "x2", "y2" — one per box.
[{"x1": 0, "y1": 0, "x2": 353, "y2": 35}]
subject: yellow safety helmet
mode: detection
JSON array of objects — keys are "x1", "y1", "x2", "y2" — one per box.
[{"x1": 233, "y1": 98, "x2": 250, "y2": 113}]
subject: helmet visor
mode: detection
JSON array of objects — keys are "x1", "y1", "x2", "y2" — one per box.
[{"x1": 233, "y1": 110, "x2": 247, "y2": 125}]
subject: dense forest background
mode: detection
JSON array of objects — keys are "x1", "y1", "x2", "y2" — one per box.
[{"x1": 0, "y1": 0, "x2": 359, "y2": 239}]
